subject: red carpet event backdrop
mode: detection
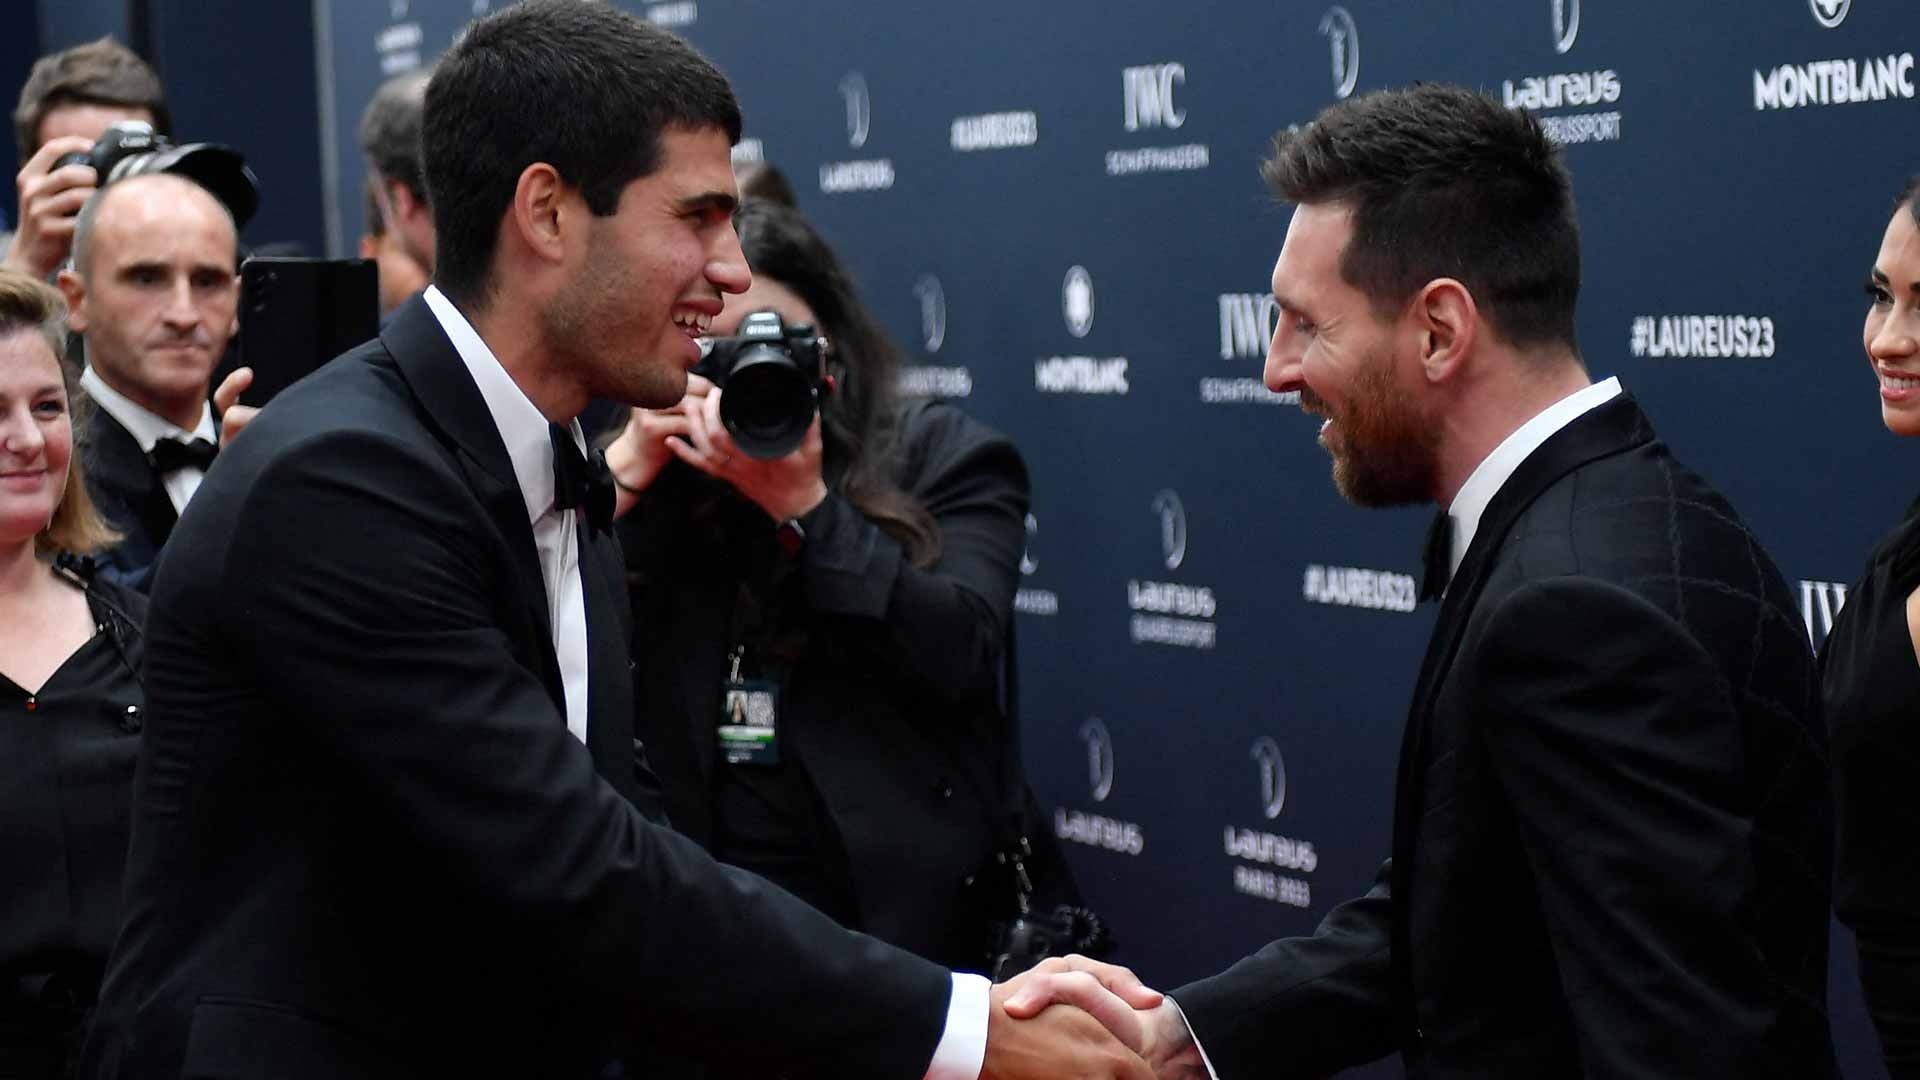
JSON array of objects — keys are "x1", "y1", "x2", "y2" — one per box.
[{"x1": 311, "y1": 1, "x2": 1916, "y2": 1075}]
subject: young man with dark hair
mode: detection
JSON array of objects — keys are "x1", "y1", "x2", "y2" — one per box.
[
  {"x1": 83, "y1": 5, "x2": 1153, "y2": 1079},
  {"x1": 1007, "y1": 82, "x2": 1837, "y2": 1079},
  {"x1": 5, "y1": 37, "x2": 170, "y2": 279},
  {"x1": 357, "y1": 68, "x2": 434, "y2": 289}
]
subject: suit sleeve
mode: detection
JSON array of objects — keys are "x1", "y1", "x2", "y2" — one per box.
[
  {"x1": 1468, "y1": 577, "x2": 1782, "y2": 1078},
  {"x1": 218, "y1": 429, "x2": 951, "y2": 1079},
  {"x1": 795, "y1": 405, "x2": 1028, "y2": 705},
  {"x1": 1172, "y1": 861, "x2": 1399, "y2": 1078}
]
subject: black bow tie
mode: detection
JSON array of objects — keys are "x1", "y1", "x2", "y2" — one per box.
[
  {"x1": 1419, "y1": 511, "x2": 1454, "y2": 604},
  {"x1": 549, "y1": 423, "x2": 614, "y2": 532},
  {"x1": 148, "y1": 435, "x2": 218, "y2": 475}
]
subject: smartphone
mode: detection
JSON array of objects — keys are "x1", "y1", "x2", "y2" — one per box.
[{"x1": 224, "y1": 257, "x2": 379, "y2": 407}]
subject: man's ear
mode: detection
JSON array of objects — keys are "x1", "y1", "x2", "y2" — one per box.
[
  {"x1": 56, "y1": 268, "x2": 88, "y2": 335},
  {"x1": 507, "y1": 163, "x2": 571, "y2": 269},
  {"x1": 1413, "y1": 278, "x2": 1477, "y2": 385}
]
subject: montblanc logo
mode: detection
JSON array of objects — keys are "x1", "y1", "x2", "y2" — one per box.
[
  {"x1": 643, "y1": 1, "x2": 697, "y2": 28},
  {"x1": 1319, "y1": 7, "x2": 1360, "y2": 100},
  {"x1": 1152, "y1": 489, "x2": 1188, "y2": 570},
  {"x1": 1552, "y1": 0, "x2": 1581, "y2": 54},
  {"x1": 1251, "y1": 736, "x2": 1287, "y2": 819},
  {"x1": 1811, "y1": 0, "x2": 1852, "y2": 28},
  {"x1": 1080, "y1": 718, "x2": 1115, "y2": 802},
  {"x1": 1063, "y1": 266, "x2": 1095, "y2": 338},
  {"x1": 840, "y1": 72, "x2": 870, "y2": 149},
  {"x1": 1014, "y1": 513, "x2": 1058, "y2": 616},
  {"x1": 1800, "y1": 579, "x2": 1850, "y2": 647},
  {"x1": 1754, "y1": 54, "x2": 1915, "y2": 110},
  {"x1": 821, "y1": 73, "x2": 895, "y2": 195}
]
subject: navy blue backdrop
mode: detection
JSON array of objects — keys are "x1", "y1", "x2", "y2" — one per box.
[
  {"x1": 316, "y1": 2, "x2": 1916, "y2": 1077},
  {"x1": 15, "y1": 0, "x2": 1914, "y2": 1075}
]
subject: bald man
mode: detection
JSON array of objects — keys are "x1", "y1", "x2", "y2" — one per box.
[{"x1": 57, "y1": 173, "x2": 239, "y2": 588}]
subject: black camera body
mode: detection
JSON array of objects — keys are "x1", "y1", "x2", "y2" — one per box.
[
  {"x1": 692, "y1": 310, "x2": 830, "y2": 460},
  {"x1": 53, "y1": 120, "x2": 260, "y2": 227}
]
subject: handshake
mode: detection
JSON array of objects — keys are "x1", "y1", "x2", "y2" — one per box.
[{"x1": 985, "y1": 956, "x2": 1208, "y2": 1080}]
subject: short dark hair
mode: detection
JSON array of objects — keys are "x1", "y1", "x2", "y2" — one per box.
[
  {"x1": 359, "y1": 69, "x2": 431, "y2": 201},
  {"x1": 422, "y1": 0, "x2": 741, "y2": 306},
  {"x1": 1263, "y1": 83, "x2": 1581, "y2": 350},
  {"x1": 12, "y1": 37, "x2": 170, "y2": 161},
  {"x1": 1898, "y1": 175, "x2": 1920, "y2": 228},
  {"x1": 363, "y1": 178, "x2": 387, "y2": 238}
]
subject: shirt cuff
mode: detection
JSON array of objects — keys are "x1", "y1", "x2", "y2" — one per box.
[
  {"x1": 1168, "y1": 995, "x2": 1222, "y2": 1080},
  {"x1": 922, "y1": 972, "x2": 990, "y2": 1080}
]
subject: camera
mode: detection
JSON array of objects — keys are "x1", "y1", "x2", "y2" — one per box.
[
  {"x1": 692, "y1": 310, "x2": 830, "y2": 460},
  {"x1": 53, "y1": 120, "x2": 260, "y2": 227}
]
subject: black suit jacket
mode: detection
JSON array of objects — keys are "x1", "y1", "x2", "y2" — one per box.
[
  {"x1": 79, "y1": 406, "x2": 182, "y2": 593},
  {"x1": 1176, "y1": 394, "x2": 1837, "y2": 1079},
  {"x1": 82, "y1": 296, "x2": 951, "y2": 1079}
]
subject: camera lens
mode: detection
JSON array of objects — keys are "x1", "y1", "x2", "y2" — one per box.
[{"x1": 720, "y1": 344, "x2": 817, "y2": 459}]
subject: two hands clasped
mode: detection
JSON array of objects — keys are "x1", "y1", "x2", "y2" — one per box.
[
  {"x1": 602, "y1": 373, "x2": 827, "y2": 522},
  {"x1": 986, "y1": 956, "x2": 1207, "y2": 1080}
]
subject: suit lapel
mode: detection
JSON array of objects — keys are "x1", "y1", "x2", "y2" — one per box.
[
  {"x1": 84, "y1": 408, "x2": 179, "y2": 549},
  {"x1": 578, "y1": 520, "x2": 649, "y2": 809},
  {"x1": 381, "y1": 296, "x2": 566, "y2": 713},
  {"x1": 1390, "y1": 393, "x2": 1659, "y2": 928}
]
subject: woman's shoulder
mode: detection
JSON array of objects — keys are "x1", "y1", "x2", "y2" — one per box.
[
  {"x1": 53, "y1": 551, "x2": 148, "y2": 630},
  {"x1": 896, "y1": 399, "x2": 1019, "y2": 462}
]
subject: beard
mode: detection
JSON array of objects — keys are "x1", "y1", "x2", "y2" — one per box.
[
  {"x1": 544, "y1": 230, "x2": 689, "y2": 411},
  {"x1": 1302, "y1": 350, "x2": 1436, "y2": 508}
]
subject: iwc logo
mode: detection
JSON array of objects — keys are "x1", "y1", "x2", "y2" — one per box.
[
  {"x1": 1251, "y1": 736, "x2": 1287, "y2": 819},
  {"x1": 1079, "y1": 718, "x2": 1115, "y2": 802},
  {"x1": 1810, "y1": 0, "x2": 1852, "y2": 28},
  {"x1": 1152, "y1": 489, "x2": 1188, "y2": 571},
  {"x1": 1063, "y1": 266, "x2": 1095, "y2": 338},
  {"x1": 1552, "y1": 0, "x2": 1581, "y2": 54},
  {"x1": 1319, "y1": 7, "x2": 1361, "y2": 100},
  {"x1": 839, "y1": 72, "x2": 870, "y2": 149}
]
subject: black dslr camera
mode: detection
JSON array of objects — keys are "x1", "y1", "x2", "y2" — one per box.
[
  {"x1": 692, "y1": 310, "x2": 830, "y2": 460},
  {"x1": 53, "y1": 120, "x2": 260, "y2": 227}
]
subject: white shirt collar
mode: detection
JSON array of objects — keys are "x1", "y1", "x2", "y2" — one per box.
[
  {"x1": 421, "y1": 285, "x2": 583, "y2": 525},
  {"x1": 79, "y1": 364, "x2": 215, "y2": 451},
  {"x1": 1446, "y1": 376, "x2": 1622, "y2": 575}
]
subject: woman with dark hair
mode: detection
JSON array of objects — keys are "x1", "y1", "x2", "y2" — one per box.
[
  {"x1": 0, "y1": 269, "x2": 145, "y2": 1075},
  {"x1": 1824, "y1": 176, "x2": 1920, "y2": 1078},
  {"x1": 604, "y1": 199, "x2": 1065, "y2": 972}
]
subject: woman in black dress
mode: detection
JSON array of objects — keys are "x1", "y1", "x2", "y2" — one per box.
[
  {"x1": 0, "y1": 270, "x2": 145, "y2": 1076},
  {"x1": 603, "y1": 200, "x2": 1072, "y2": 974},
  {"x1": 1824, "y1": 176, "x2": 1920, "y2": 1077}
]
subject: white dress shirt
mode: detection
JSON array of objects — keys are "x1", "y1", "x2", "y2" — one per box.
[
  {"x1": 1445, "y1": 376, "x2": 1622, "y2": 576},
  {"x1": 80, "y1": 365, "x2": 218, "y2": 516},
  {"x1": 420, "y1": 286, "x2": 988, "y2": 1077}
]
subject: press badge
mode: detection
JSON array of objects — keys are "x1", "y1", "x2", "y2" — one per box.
[{"x1": 717, "y1": 650, "x2": 780, "y2": 765}]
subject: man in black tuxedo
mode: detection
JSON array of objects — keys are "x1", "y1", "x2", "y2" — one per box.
[
  {"x1": 82, "y1": 4, "x2": 1153, "y2": 1079},
  {"x1": 1007, "y1": 84, "x2": 1837, "y2": 1079},
  {"x1": 57, "y1": 172, "x2": 237, "y2": 589}
]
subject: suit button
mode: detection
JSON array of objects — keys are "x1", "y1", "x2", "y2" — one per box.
[{"x1": 119, "y1": 704, "x2": 143, "y2": 734}]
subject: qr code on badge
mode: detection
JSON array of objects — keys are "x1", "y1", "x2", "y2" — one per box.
[{"x1": 743, "y1": 690, "x2": 775, "y2": 727}]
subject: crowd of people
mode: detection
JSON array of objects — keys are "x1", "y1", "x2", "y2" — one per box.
[{"x1": 1, "y1": 3, "x2": 1918, "y2": 1078}]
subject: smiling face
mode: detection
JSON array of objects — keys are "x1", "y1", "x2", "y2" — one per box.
[
  {"x1": 0, "y1": 328, "x2": 72, "y2": 549},
  {"x1": 1867, "y1": 206, "x2": 1920, "y2": 437},
  {"x1": 1263, "y1": 201, "x2": 1436, "y2": 506},
  {"x1": 63, "y1": 174, "x2": 238, "y2": 430},
  {"x1": 544, "y1": 125, "x2": 750, "y2": 410}
]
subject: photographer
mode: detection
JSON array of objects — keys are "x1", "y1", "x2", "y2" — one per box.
[
  {"x1": 608, "y1": 198, "x2": 1072, "y2": 977},
  {"x1": 5, "y1": 38, "x2": 169, "y2": 279}
]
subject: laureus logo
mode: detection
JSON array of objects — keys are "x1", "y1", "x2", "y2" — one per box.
[
  {"x1": 1552, "y1": 0, "x2": 1581, "y2": 53},
  {"x1": 1019, "y1": 513, "x2": 1039, "y2": 576},
  {"x1": 1063, "y1": 266, "x2": 1095, "y2": 338},
  {"x1": 1810, "y1": 0, "x2": 1852, "y2": 28},
  {"x1": 913, "y1": 275, "x2": 946, "y2": 353},
  {"x1": 1251, "y1": 737, "x2": 1287, "y2": 819},
  {"x1": 839, "y1": 72, "x2": 871, "y2": 149},
  {"x1": 1079, "y1": 718, "x2": 1115, "y2": 802},
  {"x1": 1319, "y1": 7, "x2": 1360, "y2": 100},
  {"x1": 1151, "y1": 489, "x2": 1188, "y2": 571}
]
